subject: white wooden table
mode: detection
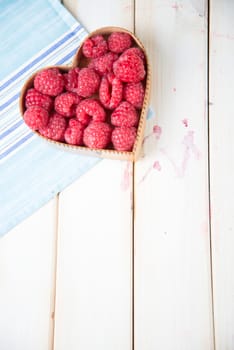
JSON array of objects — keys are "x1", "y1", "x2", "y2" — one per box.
[{"x1": 0, "y1": 0, "x2": 234, "y2": 349}]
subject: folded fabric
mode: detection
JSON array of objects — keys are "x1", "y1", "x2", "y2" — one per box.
[{"x1": 0, "y1": 0, "x2": 101, "y2": 237}]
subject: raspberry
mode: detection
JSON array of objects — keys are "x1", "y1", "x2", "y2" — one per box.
[
  {"x1": 34, "y1": 68, "x2": 64, "y2": 96},
  {"x1": 111, "y1": 101, "x2": 138, "y2": 127},
  {"x1": 64, "y1": 68, "x2": 80, "y2": 93},
  {"x1": 123, "y1": 82, "x2": 145, "y2": 109},
  {"x1": 76, "y1": 98, "x2": 106, "y2": 126},
  {"x1": 39, "y1": 112, "x2": 67, "y2": 141},
  {"x1": 108, "y1": 32, "x2": 132, "y2": 53},
  {"x1": 77, "y1": 68, "x2": 100, "y2": 97},
  {"x1": 23, "y1": 106, "x2": 49, "y2": 130},
  {"x1": 64, "y1": 119, "x2": 84, "y2": 145},
  {"x1": 124, "y1": 47, "x2": 145, "y2": 62},
  {"x1": 25, "y1": 88, "x2": 53, "y2": 111},
  {"x1": 111, "y1": 127, "x2": 137, "y2": 151},
  {"x1": 113, "y1": 50, "x2": 146, "y2": 83},
  {"x1": 89, "y1": 52, "x2": 118, "y2": 75},
  {"x1": 99, "y1": 73, "x2": 123, "y2": 110},
  {"x1": 83, "y1": 121, "x2": 112, "y2": 149},
  {"x1": 82, "y1": 35, "x2": 108, "y2": 58},
  {"x1": 55, "y1": 92, "x2": 81, "y2": 117}
]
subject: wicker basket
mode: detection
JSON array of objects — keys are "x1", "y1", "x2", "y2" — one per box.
[{"x1": 19, "y1": 27, "x2": 151, "y2": 161}]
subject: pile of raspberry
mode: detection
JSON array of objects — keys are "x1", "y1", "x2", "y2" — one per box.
[{"x1": 23, "y1": 31, "x2": 146, "y2": 152}]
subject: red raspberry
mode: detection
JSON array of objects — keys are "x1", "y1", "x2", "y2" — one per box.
[
  {"x1": 123, "y1": 82, "x2": 145, "y2": 109},
  {"x1": 99, "y1": 73, "x2": 123, "y2": 110},
  {"x1": 76, "y1": 98, "x2": 106, "y2": 126},
  {"x1": 77, "y1": 68, "x2": 100, "y2": 97},
  {"x1": 64, "y1": 68, "x2": 80, "y2": 93},
  {"x1": 25, "y1": 88, "x2": 53, "y2": 111},
  {"x1": 34, "y1": 68, "x2": 64, "y2": 96},
  {"x1": 83, "y1": 121, "x2": 112, "y2": 149},
  {"x1": 124, "y1": 47, "x2": 145, "y2": 62},
  {"x1": 23, "y1": 106, "x2": 49, "y2": 130},
  {"x1": 111, "y1": 101, "x2": 138, "y2": 127},
  {"x1": 55, "y1": 92, "x2": 81, "y2": 117},
  {"x1": 64, "y1": 119, "x2": 84, "y2": 145},
  {"x1": 82, "y1": 35, "x2": 108, "y2": 58},
  {"x1": 111, "y1": 127, "x2": 137, "y2": 151},
  {"x1": 108, "y1": 32, "x2": 132, "y2": 53},
  {"x1": 89, "y1": 52, "x2": 118, "y2": 75},
  {"x1": 39, "y1": 112, "x2": 67, "y2": 141},
  {"x1": 113, "y1": 51, "x2": 146, "y2": 83}
]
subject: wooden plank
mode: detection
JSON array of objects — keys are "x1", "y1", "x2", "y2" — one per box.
[
  {"x1": 0, "y1": 199, "x2": 57, "y2": 350},
  {"x1": 0, "y1": 2, "x2": 70, "y2": 349},
  {"x1": 209, "y1": 1, "x2": 234, "y2": 349},
  {"x1": 62, "y1": 0, "x2": 134, "y2": 31},
  {"x1": 54, "y1": 2, "x2": 134, "y2": 349},
  {"x1": 54, "y1": 160, "x2": 133, "y2": 350},
  {"x1": 134, "y1": 0, "x2": 214, "y2": 349}
]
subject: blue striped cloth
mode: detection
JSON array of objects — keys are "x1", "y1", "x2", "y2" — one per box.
[{"x1": 0, "y1": 0, "x2": 101, "y2": 237}]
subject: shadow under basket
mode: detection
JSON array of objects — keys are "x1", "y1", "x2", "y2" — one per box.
[{"x1": 19, "y1": 26, "x2": 151, "y2": 161}]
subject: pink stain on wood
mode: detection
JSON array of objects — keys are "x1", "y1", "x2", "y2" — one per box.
[
  {"x1": 172, "y1": 2, "x2": 179, "y2": 9},
  {"x1": 182, "y1": 118, "x2": 188, "y2": 127},
  {"x1": 160, "y1": 130, "x2": 201, "y2": 177},
  {"x1": 153, "y1": 125, "x2": 162, "y2": 139},
  {"x1": 213, "y1": 32, "x2": 234, "y2": 41},
  {"x1": 160, "y1": 148, "x2": 180, "y2": 176},
  {"x1": 143, "y1": 125, "x2": 162, "y2": 144},
  {"x1": 153, "y1": 160, "x2": 161, "y2": 171},
  {"x1": 139, "y1": 167, "x2": 152, "y2": 183},
  {"x1": 139, "y1": 160, "x2": 162, "y2": 183},
  {"x1": 171, "y1": 2, "x2": 183, "y2": 10},
  {"x1": 183, "y1": 130, "x2": 201, "y2": 160},
  {"x1": 180, "y1": 130, "x2": 201, "y2": 176},
  {"x1": 121, "y1": 162, "x2": 132, "y2": 191}
]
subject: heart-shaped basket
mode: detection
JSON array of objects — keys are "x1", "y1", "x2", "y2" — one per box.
[{"x1": 19, "y1": 27, "x2": 151, "y2": 161}]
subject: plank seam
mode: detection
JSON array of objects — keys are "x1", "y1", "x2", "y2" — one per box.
[
  {"x1": 50, "y1": 194, "x2": 60, "y2": 350},
  {"x1": 207, "y1": 0, "x2": 216, "y2": 348},
  {"x1": 132, "y1": 4, "x2": 136, "y2": 350},
  {"x1": 132, "y1": 161, "x2": 135, "y2": 350},
  {"x1": 133, "y1": 0, "x2": 136, "y2": 35}
]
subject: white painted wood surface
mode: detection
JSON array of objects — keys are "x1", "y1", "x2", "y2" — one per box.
[
  {"x1": 134, "y1": 1, "x2": 214, "y2": 349},
  {"x1": 1, "y1": 0, "x2": 234, "y2": 349},
  {"x1": 54, "y1": 2, "x2": 133, "y2": 350},
  {"x1": 0, "y1": 200, "x2": 57, "y2": 350},
  {"x1": 54, "y1": 160, "x2": 133, "y2": 350},
  {"x1": 209, "y1": 1, "x2": 234, "y2": 349}
]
